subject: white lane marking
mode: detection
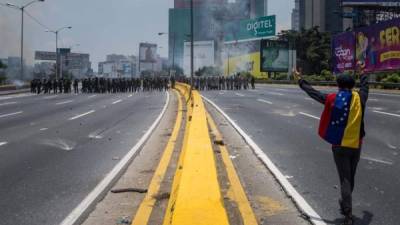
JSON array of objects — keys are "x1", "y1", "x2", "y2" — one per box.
[
  {"x1": 0, "y1": 142, "x2": 7, "y2": 147},
  {"x1": 266, "y1": 91, "x2": 284, "y2": 96},
  {"x1": 235, "y1": 93, "x2": 245, "y2": 97},
  {"x1": 56, "y1": 100, "x2": 74, "y2": 105},
  {"x1": 0, "y1": 111, "x2": 23, "y2": 118},
  {"x1": 43, "y1": 95, "x2": 58, "y2": 99},
  {"x1": 371, "y1": 93, "x2": 400, "y2": 97},
  {"x1": 88, "y1": 95, "x2": 97, "y2": 98},
  {"x1": 304, "y1": 97, "x2": 314, "y2": 101},
  {"x1": 39, "y1": 128, "x2": 48, "y2": 131},
  {"x1": 60, "y1": 92, "x2": 170, "y2": 225},
  {"x1": 112, "y1": 99, "x2": 122, "y2": 104},
  {"x1": 257, "y1": 99, "x2": 273, "y2": 105},
  {"x1": 361, "y1": 156, "x2": 393, "y2": 165},
  {"x1": 128, "y1": 94, "x2": 133, "y2": 98},
  {"x1": 219, "y1": 92, "x2": 225, "y2": 95},
  {"x1": 68, "y1": 110, "x2": 95, "y2": 120},
  {"x1": 373, "y1": 110, "x2": 400, "y2": 118},
  {"x1": 299, "y1": 112, "x2": 320, "y2": 120},
  {"x1": 0, "y1": 93, "x2": 32, "y2": 100},
  {"x1": 202, "y1": 95, "x2": 327, "y2": 225},
  {"x1": 0, "y1": 101, "x2": 17, "y2": 106},
  {"x1": 369, "y1": 98, "x2": 378, "y2": 101}
]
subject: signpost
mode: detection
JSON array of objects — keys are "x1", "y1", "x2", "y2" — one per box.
[{"x1": 224, "y1": 15, "x2": 276, "y2": 42}]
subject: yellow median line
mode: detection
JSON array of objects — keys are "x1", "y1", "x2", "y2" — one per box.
[
  {"x1": 131, "y1": 90, "x2": 183, "y2": 225},
  {"x1": 162, "y1": 85, "x2": 193, "y2": 225},
  {"x1": 163, "y1": 84, "x2": 229, "y2": 225},
  {"x1": 206, "y1": 111, "x2": 259, "y2": 225}
]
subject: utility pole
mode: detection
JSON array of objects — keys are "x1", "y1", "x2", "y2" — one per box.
[
  {"x1": 190, "y1": 0, "x2": 194, "y2": 88},
  {"x1": 5, "y1": 0, "x2": 45, "y2": 81},
  {"x1": 46, "y1": 26, "x2": 72, "y2": 80}
]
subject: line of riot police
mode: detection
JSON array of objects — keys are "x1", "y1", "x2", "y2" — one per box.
[
  {"x1": 30, "y1": 77, "x2": 171, "y2": 94},
  {"x1": 176, "y1": 74, "x2": 256, "y2": 91}
]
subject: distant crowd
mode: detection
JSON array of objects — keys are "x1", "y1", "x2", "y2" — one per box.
[{"x1": 30, "y1": 77, "x2": 172, "y2": 94}]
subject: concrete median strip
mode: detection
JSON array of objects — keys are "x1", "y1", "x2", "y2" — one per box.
[
  {"x1": 131, "y1": 90, "x2": 183, "y2": 225},
  {"x1": 163, "y1": 84, "x2": 229, "y2": 225}
]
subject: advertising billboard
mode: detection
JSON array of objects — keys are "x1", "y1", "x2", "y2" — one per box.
[
  {"x1": 139, "y1": 43, "x2": 157, "y2": 63},
  {"x1": 223, "y1": 40, "x2": 268, "y2": 78},
  {"x1": 332, "y1": 32, "x2": 356, "y2": 74},
  {"x1": 183, "y1": 41, "x2": 215, "y2": 76},
  {"x1": 332, "y1": 17, "x2": 400, "y2": 73},
  {"x1": 224, "y1": 15, "x2": 276, "y2": 42},
  {"x1": 139, "y1": 43, "x2": 157, "y2": 73},
  {"x1": 356, "y1": 18, "x2": 400, "y2": 73},
  {"x1": 342, "y1": 0, "x2": 400, "y2": 6},
  {"x1": 260, "y1": 40, "x2": 289, "y2": 72}
]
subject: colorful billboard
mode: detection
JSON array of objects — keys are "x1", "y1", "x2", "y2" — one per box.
[
  {"x1": 342, "y1": 1, "x2": 400, "y2": 6},
  {"x1": 223, "y1": 40, "x2": 268, "y2": 78},
  {"x1": 332, "y1": 32, "x2": 356, "y2": 74},
  {"x1": 356, "y1": 18, "x2": 400, "y2": 73},
  {"x1": 260, "y1": 40, "x2": 289, "y2": 72},
  {"x1": 332, "y1": 18, "x2": 400, "y2": 73}
]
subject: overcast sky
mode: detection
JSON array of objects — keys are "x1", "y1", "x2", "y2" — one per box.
[{"x1": 0, "y1": 0, "x2": 293, "y2": 71}]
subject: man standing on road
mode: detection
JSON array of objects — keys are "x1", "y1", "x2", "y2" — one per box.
[{"x1": 294, "y1": 68, "x2": 369, "y2": 225}]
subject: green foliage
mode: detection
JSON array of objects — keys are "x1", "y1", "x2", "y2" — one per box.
[
  {"x1": 279, "y1": 27, "x2": 331, "y2": 75},
  {"x1": 382, "y1": 73, "x2": 400, "y2": 83},
  {"x1": 0, "y1": 60, "x2": 6, "y2": 69}
]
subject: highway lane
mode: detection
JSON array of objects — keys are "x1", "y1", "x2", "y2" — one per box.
[
  {"x1": 202, "y1": 85, "x2": 400, "y2": 225},
  {"x1": 0, "y1": 92, "x2": 166, "y2": 225}
]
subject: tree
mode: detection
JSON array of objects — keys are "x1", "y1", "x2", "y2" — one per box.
[
  {"x1": 0, "y1": 60, "x2": 7, "y2": 85},
  {"x1": 279, "y1": 27, "x2": 332, "y2": 75}
]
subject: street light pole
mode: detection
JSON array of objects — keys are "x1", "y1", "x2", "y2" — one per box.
[
  {"x1": 6, "y1": 0, "x2": 45, "y2": 81},
  {"x1": 21, "y1": 8, "x2": 24, "y2": 80},
  {"x1": 190, "y1": 0, "x2": 194, "y2": 88},
  {"x1": 46, "y1": 26, "x2": 72, "y2": 80}
]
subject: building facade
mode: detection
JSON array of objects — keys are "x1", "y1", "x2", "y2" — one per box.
[
  {"x1": 297, "y1": 0, "x2": 342, "y2": 33},
  {"x1": 98, "y1": 54, "x2": 137, "y2": 78},
  {"x1": 169, "y1": 0, "x2": 268, "y2": 75}
]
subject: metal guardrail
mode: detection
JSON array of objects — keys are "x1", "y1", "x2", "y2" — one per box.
[{"x1": 257, "y1": 80, "x2": 400, "y2": 89}]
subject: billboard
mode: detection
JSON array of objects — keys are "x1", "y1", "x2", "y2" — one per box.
[
  {"x1": 332, "y1": 17, "x2": 400, "y2": 73},
  {"x1": 139, "y1": 43, "x2": 157, "y2": 73},
  {"x1": 35, "y1": 51, "x2": 57, "y2": 61},
  {"x1": 139, "y1": 43, "x2": 157, "y2": 63},
  {"x1": 260, "y1": 40, "x2": 289, "y2": 72},
  {"x1": 183, "y1": 41, "x2": 215, "y2": 76},
  {"x1": 223, "y1": 40, "x2": 268, "y2": 78},
  {"x1": 224, "y1": 15, "x2": 276, "y2": 42},
  {"x1": 356, "y1": 18, "x2": 400, "y2": 73},
  {"x1": 332, "y1": 32, "x2": 356, "y2": 74},
  {"x1": 342, "y1": 1, "x2": 400, "y2": 6}
]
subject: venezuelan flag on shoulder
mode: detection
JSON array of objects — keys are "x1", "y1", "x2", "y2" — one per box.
[{"x1": 319, "y1": 90, "x2": 362, "y2": 149}]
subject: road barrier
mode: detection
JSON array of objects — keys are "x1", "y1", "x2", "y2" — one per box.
[{"x1": 163, "y1": 83, "x2": 229, "y2": 225}]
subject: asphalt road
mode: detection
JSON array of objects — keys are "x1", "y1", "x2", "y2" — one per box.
[
  {"x1": 0, "y1": 91, "x2": 166, "y2": 225},
  {"x1": 202, "y1": 85, "x2": 400, "y2": 225}
]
